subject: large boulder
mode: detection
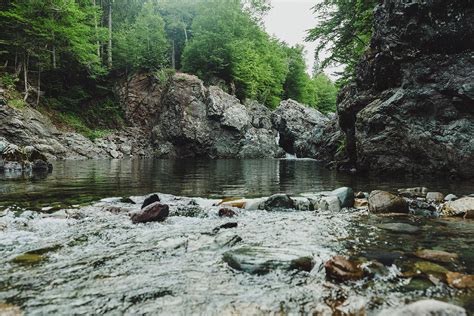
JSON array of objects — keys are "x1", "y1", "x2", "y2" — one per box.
[
  {"x1": 272, "y1": 99, "x2": 329, "y2": 155},
  {"x1": 368, "y1": 190, "x2": 409, "y2": 213},
  {"x1": 441, "y1": 197, "x2": 474, "y2": 217},
  {"x1": 378, "y1": 299, "x2": 466, "y2": 316},
  {"x1": 337, "y1": 1, "x2": 474, "y2": 178},
  {"x1": 130, "y1": 202, "x2": 169, "y2": 224}
]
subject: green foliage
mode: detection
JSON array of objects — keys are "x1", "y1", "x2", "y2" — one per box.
[
  {"x1": 154, "y1": 68, "x2": 176, "y2": 85},
  {"x1": 182, "y1": 0, "x2": 288, "y2": 108},
  {"x1": 8, "y1": 98, "x2": 26, "y2": 110},
  {"x1": 0, "y1": 73, "x2": 18, "y2": 89},
  {"x1": 312, "y1": 73, "x2": 338, "y2": 113},
  {"x1": 114, "y1": 2, "x2": 169, "y2": 72},
  {"x1": 55, "y1": 112, "x2": 110, "y2": 141},
  {"x1": 306, "y1": 0, "x2": 378, "y2": 83}
]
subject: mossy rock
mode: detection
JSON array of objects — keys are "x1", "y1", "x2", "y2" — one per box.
[{"x1": 12, "y1": 253, "x2": 45, "y2": 265}]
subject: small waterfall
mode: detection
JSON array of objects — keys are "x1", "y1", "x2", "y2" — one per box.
[
  {"x1": 275, "y1": 132, "x2": 280, "y2": 145},
  {"x1": 285, "y1": 152, "x2": 297, "y2": 159}
]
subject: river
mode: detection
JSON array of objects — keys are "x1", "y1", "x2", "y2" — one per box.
[{"x1": 0, "y1": 159, "x2": 473, "y2": 315}]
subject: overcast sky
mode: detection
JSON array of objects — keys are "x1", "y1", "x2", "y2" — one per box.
[{"x1": 263, "y1": 0, "x2": 341, "y2": 79}]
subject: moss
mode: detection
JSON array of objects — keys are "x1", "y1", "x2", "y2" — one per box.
[{"x1": 12, "y1": 253, "x2": 45, "y2": 265}]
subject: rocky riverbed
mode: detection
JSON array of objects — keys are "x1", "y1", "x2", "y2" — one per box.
[{"x1": 1, "y1": 187, "x2": 472, "y2": 315}]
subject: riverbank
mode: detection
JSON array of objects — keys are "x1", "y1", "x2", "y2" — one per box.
[{"x1": 1, "y1": 187, "x2": 472, "y2": 314}]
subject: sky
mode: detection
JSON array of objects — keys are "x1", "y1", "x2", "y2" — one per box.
[{"x1": 263, "y1": 0, "x2": 342, "y2": 79}]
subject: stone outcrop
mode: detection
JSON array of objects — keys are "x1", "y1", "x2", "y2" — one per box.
[{"x1": 337, "y1": 0, "x2": 474, "y2": 178}]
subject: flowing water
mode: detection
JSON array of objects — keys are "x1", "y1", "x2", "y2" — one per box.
[{"x1": 0, "y1": 159, "x2": 473, "y2": 315}]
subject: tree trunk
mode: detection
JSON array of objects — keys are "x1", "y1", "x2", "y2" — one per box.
[
  {"x1": 171, "y1": 40, "x2": 176, "y2": 69},
  {"x1": 23, "y1": 54, "x2": 29, "y2": 102},
  {"x1": 93, "y1": 0, "x2": 101, "y2": 58},
  {"x1": 107, "y1": 0, "x2": 113, "y2": 69},
  {"x1": 184, "y1": 26, "x2": 188, "y2": 43},
  {"x1": 36, "y1": 66, "x2": 41, "y2": 106},
  {"x1": 52, "y1": 44, "x2": 57, "y2": 69}
]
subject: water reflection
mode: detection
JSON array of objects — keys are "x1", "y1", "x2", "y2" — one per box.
[{"x1": 0, "y1": 159, "x2": 473, "y2": 210}]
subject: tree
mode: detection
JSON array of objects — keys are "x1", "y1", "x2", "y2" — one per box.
[
  {"x1": 114, "y1": 2, "x2": 169, "y2": 72},
  {"x1": 282, "y1": 45, "x2": 312, "y2": 104},
  {"x1": 312, "y1": 73, "x2": 338, "y2": 113},
  {"x1": 306, "y1": 0, "x2": 379, "y2": 82}
]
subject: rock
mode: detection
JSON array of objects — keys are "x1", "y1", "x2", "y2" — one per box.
[
  {"x1": 354, "y1": 198, "x2": 368, "y2": 209},
  {"x1": 263, "y1": 194, "x2": 295, "y2": 211},
  {"x1": 378, "y1": 299, "x2": 467, "y2": 316},
  {"x1": 368, "y1": 190, "x2": 409, "y2": 213},
  {"x1": 336, "y1": 0, "x2": 474, "y2": 179},
  {"x1": 426, "y1": 192, "x2": 445, "y2": 203},
  {"x1": 441, "y1": 197, "x2": 474, "y2": 217},
  {"x1": 223, "y1": 247, "x2": 314, "y2": 275},
  {"x1": 316, "y1": 196, "x2": 341, "y2": 212},
  {"x1": 0, "y1": 303, "x2": 22, "y2": 316},
  {"x1": 355, "y1": 191, "x2": 367, "y2": 198},
  {"x1": 324, "y1": 256, "x2": 364, "y2": 281},
  {"x1": 31, "y1": 159, "x2": 51, "y2": 172},
  {"x1": 412, "y1": 261, "x2": 449, "y2": 278},
  {"x1": 446, "y1": 272, "x2": 474, "y2": 289},
  {"x1": 218, "y1": 208, "x2": 237, "y2": 218},
  {"x1": 444, "y1": 194, "x2": 458, "y2": 201},
  {"x1": 219, "y1": 199, "x2": 248, "y2": 209},
  {"x1": 464, "y1": 210, "x2": 474, "y2": 219},
  {"x1": 213, "y1": 222, "x2": 238, "y2": 233},
  {"x1": 398, "y1": 187, "x2": 429, "y2": 198},
  {"x1": 12, "y1": 253, "x2": 45, "y2": 265},
  {"x1": 271, "y1": 99, "x2": 329, "y2": 155},
  {"x1": 120, "y1": 197, "x2": 136, "y2": 204},
  {"x1": 330, "y1": 187, "x2": 354, "y2": 208},
  {"x1": 130, "y1": 202, "x2": 169, "y2": 224},
  {"x1": 377, "y1": 223, "x2": 420, "y2": 234},
  {"x1": 141, "y1": 194, "x2": 160, "y2": 209},
  {"x1": 443, "y1": 197, "x2": 474, "y2": 216},
  {"x1": 414, "y1": 249, "x2": 459, "y2": 263}
]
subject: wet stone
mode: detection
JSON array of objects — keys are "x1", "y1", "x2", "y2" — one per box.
[
  {"x1": 414, "y1": 249, "x2": 459, "y2": 263},
  {"x1": 141, "y1": 194, "x2": 160, "y2": 209},
  {"x1": 130, "y1": 202, "x2": 169, "y2": 224},
  {"x1": 223, "y1": 247, "x2": 314, "y2": 275},
  {"x1": 446, "y1": 272, "x2": 474, "y2": 289},
  {"x1": 368, "y1": 190, "x2": 409, "y2": 213},
  {"x1": 218, "y1": 208, "x2": 237, "y2": 218},
  {"x1": 263, "y1": 194, "x2": 295, "y2": 211},
  {"x1": 378, "y1": 299, "x2": 467, "y2": 316},
  {"x1": 426, "y1": 192, "x2": 445, "y2": 203},
  {"x1": 377, "y1": 223, "x2": 420, "y2": 234},
  {"x1": 213, "y1": 222, "x2": 238, "y2": 233},
  {"x1": 324, "y1": 256, "x2": 364, "y2": 281},
  {"x1": 398, "y1": 187, "x2": 429, "y2": 198},
  {"x1": 441, "y1": 197, "x2": 474, "y2": 217},
  {"x1": 330, "y1": 187, "x2": 354, "y2": 208}
]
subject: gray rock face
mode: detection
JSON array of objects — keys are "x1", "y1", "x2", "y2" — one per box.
[
  {"x1": 263, "y1": 194, "x2": 295, "y2": 211},
  {"x1": 141, "y1": 73, "x2": 281, "y2": 158},
  {"x1": 330, "y1": 187, "x2": 354, "y2": 208},
  {"x1": 337, "y1": 0, "x2": 474, "y2": 178},
  {"x1": 222, "y1": 246, "x2": 314, "y2": 275},
  {"x1": 272, "y1": 99, "x2": 329, "y2": 155},
  {"x1": 378, "y1": 299, "x2": 467, "y2": 316},
  {"x1": 368, "y1": 190, "x2": 409, "y2": 214}
]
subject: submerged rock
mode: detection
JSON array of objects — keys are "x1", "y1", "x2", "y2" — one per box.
[
  {"x1": 414, "y1": 249, "x2": 459, "y2": 263},
  {"x1": 446, "y1": 272, "x2": 474, "y2": 289},
  {"x1": 378, "y1": 299, "x2": 467, "y2": 316},
  {"x1": 377, "y1": 223, "x2": 420, "y2": 234},
  {"x1": 263, "y1": 194, "x2": 295, "y2": 211},
  {"x1": 223, "y1": 247, "x2": 314, "y2": 275},
  {"x1": 141, "y1": 194, "x2": 160, "y2": 209},
  {"x1": 130, "y1": 202, "x2": 169, "y2": 224},
  {"x1": 441, "y1": 197, "x2": 474, "y2": 217},
  {"x1": 324, "y1": 256, "x2": 364, "y2": 281},
  {"x1": 368, "y1": 191, "x2": 409, "y2": 213}
]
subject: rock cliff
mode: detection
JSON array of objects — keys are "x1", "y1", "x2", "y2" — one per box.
[{"x1": 338, "y1": 0, "x2": 474, "y2": 178}]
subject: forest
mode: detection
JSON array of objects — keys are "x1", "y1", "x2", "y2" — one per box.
[{"x1": 0, "y1": 0, "x2": 372, "y2": 136}]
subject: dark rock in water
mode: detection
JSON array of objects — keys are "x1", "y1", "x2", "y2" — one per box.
[
  {"x1": 218, "y1": 208, "x2": 237, "y2": 218},
  {"x1": 31, "y1": 159, "x2": 51, "y2": 172},
  {"x1": 223, "y1": 247, "x2": 314, "y2": 275},
  {"x1": 378, "y1": 299, "x2": 467, "y2": 316},
  {"x1": 324, "y1": 256, "x2": 364, "y2": 281},
  {"x1": 330, "y1": 187, "x2": 354, "y2": 208},
  {"x1": 131, "y1": 202, "x2": 169, "y2": 224},
  {"x1": 141, "y1": 194, "x2": 160, "y2": 209},
  {"x1": 336, "y1": 0, "x2": 474, "y2": 179},
  {"x1": 377, "y1": 223, "x2": 420, "y2": 234},
  {"x1": 368, "y1": 190, "x2": 409, "y2": 213},
  {"x1": 213, "y1": 222, "x2": 238, "y2": 233},
  {"x1": 355, "y1": 191, "x2": 366, "y2": 199},
  {"x1": 263, "y1": 194, "x2": 295, "y2": 211},
  {"x1": 120, "y1": 197, "x2": 136, "y2": 204},
  {"x1": 361, "y1": 250, "x2": 404, "y2": 266},
  {"x1": 408, "y1": 199, "x2": 437, "y2": 216}
]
